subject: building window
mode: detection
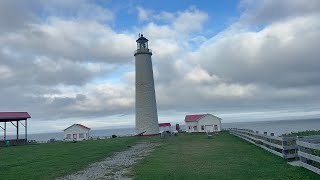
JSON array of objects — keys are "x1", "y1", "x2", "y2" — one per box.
[
  {"x1": 201, "y1": 125, "x2": 204, "y2": 131},
  {"x1": 193, "y1": 126, "x2": 197, "y2": 130},
  {"x1": 73, "y1": 134, "x2": 77, "y2": 139},
  {"x1": 79, "y1": 133, "x2": 84, "y2": 138},
  {"x1": 66, "y1": 134, "x2": 71, "y2": 139},
  {"x1": 214, "y1": 125, "x2": 218, "y2": 130},
  {"x1": 188, "y1": 126, "x2": 191, "y2": 130}
]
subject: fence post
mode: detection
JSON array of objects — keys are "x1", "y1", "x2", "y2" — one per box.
[
  {"x1": 295, "y1": 136, "x2": 299, "y2": 161},
  {"x1": 282, "y1": 137, "x2": 285, "y2": 157}
]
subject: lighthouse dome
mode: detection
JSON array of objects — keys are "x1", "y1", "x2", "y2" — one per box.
[{"x1": 136, "y1": 34, "x2": 148, "y2": 42}]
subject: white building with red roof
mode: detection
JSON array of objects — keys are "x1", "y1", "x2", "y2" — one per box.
[
  {"x1": 185, "y1": 114, "x2": 221, "y2": 133},
  {"x1": 159, "y1": 123, "x2": 171, "y2": 132},
  {"x1": 63, "y1": 124, "x2": 90, "y2": 141}
]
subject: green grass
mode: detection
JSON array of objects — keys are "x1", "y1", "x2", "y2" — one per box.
[
  {"x1": 0, "y1": 137, "x2": 138, "y2": 179},
  {"x1": 1, "y1": 132, "x2": 319, "y2": 180},
  {"x1": 132, "y1": 132, "x2": 320, "y2": 180}
]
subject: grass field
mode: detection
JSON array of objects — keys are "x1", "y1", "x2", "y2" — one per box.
[
  {"x1": 132, "y1": 132, "x2": 320, "y2": 180},
  {"x1": 1, "y1": 132, "x2": 319, "y2": 179},
  {"x1": 0, "y1": 137, "x2": 138, "y2": 179}
]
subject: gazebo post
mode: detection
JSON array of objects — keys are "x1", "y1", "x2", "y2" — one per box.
[
  {"x1": 17, "y1": 121, "x2": 19, "y2": 140},
  {"x1": 4, "y1": 122, "x2": 6, "y2": 141},
  {"x1": 25, "y1": 120, "x2": 27, "y2": 142}
]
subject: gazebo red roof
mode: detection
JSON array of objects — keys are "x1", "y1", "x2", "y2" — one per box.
[
  {"x1": 0, "y1": 112, "x2": 31, "y2": 122},
  {"x1": 159, "y1": 123, "x2": 171, "y2": 127},
  {"x1": 184, "y1": 114, "x2": 206, "y2": 122}
]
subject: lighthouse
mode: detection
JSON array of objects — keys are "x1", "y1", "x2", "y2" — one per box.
[{"x1": 134, "y1": 34, "x2": 159, "y2": 135}]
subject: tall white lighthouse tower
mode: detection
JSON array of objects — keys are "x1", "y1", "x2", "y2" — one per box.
[{"x1": 134, "y1": 34, "x2": 159, "y2": 135}]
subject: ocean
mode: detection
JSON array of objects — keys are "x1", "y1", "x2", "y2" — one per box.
[
  {"x1": 222, "y1": 118, "x2": 320, "y2": 136},
  {"x1": 5, "y1": 118, "x2": 320, "y2": 142},
  {"x1": 6, "y1": 128, "x2": 135, "y2": 142}
]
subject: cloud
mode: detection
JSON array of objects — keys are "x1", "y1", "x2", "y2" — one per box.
[
  {"x1": 137, "y1": 6, "x2": 152, "y2": 22},
  {"x1": 1, "y1": 18, "x2": 136, "y2": 63},
  {"x1": 0, "y1": 1, "x2": 39, "y2": 32},
  {"x1": 137, "y1": 6, "x2": 208, "y2": 35},
  {"x1": 198, "y1": 14, "x2": 320, "y2": 88},
  {"x1": 0, "y1": 0, "x2": 320, "y2": 132},
  {"x1": 135, "y1": 1, "x2": 320, "y2": 117},
  {"x1": 0, "y1": 1, "x2": 136, "y2": 122},
  {"x1": 173, "y1": 6, "x2": 208, "y2": 33},
  {"x1": 239, "y1": 0, "x2": 320, "y2": 25}
]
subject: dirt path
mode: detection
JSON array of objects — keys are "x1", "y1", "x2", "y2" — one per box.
[{"x1": 58, "y1": 142, "x2": 159, "y2": 180}]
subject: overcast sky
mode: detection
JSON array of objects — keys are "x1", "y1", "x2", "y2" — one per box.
[{"x1": 1, "y1": 0, "x2": 320, "y2": 133}]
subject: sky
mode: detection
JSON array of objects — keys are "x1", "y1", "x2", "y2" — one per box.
[{"x1": 1, "y1": 0, "x2": 320, "y2": 134}]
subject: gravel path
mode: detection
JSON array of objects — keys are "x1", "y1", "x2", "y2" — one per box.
[{"x1": 57, "y1": 142, "x2": 159, "y2": 180}]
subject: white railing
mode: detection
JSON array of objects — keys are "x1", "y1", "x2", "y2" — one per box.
[
  {"x1": 297, "y1": 136, "x2": 320, "y2": 175},
  {"x1": 134, "y1": 48, "x2": 152, "y2": 55},
  {"x1": 229, "y1": 128, "x2": 297, "y2": 159},
  {"x1": 229, "y1": 128, "x2": 320, "y2": 175}
]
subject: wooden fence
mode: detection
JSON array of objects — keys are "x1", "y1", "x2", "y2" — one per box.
[
  {"x1": 229, "y1": 128, "x2": 320, "y2": 175},
  {"x1": 297, "y1": 135, "x2": 320, "y2": 174}
]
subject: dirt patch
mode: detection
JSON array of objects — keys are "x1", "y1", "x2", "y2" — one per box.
[{"x1": 58, "y1": 142, "x2": 159, "y2": 180}]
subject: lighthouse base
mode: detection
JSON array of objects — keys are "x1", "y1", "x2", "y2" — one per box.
[{"x1": 135, "y1": 132, "x2": 160, "y2": 136}]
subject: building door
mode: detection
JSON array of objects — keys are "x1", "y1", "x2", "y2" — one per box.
[
  {"x1": 205, "y1": 125, "x2": 213, "y2": 132},
  {"x1": 193, "y1": 126, "x2": 197, "y2": 132}
]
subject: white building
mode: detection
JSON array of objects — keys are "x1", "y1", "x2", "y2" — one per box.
[
  {"x1": 185, "y1": 114, "x2": 222, "y2": 133},
  {"x1": 159, "y1": 123, "x2": 171, "y2": 132},
  {"x1": 64, "y1": 124, "x2": 90, "y2": 141},
  {"x1": 134, "y1": 34, "x2": 159, "y2": 135}
]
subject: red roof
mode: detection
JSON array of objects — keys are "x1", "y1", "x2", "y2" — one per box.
[
  {"x1": 159, "y1": 123, "x2": 171, "y2": 127},
  {"x1": 0, "y1": 112, "x2": 31, "y2": 120},
  {"x1": 185, "y1": 114, "x2": 206, "y2": 122},
  {"x1": 75, "y1": 124, "x2": 90, "y2": 130}
]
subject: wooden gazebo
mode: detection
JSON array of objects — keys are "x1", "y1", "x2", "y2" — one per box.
[{"x1": 0, "y1": 112, "x2": 31, "y2": 146}]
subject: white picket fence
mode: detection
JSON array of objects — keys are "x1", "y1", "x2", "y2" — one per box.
[{"x1": 229, "y1": 128, "x2": 320, "y2": 175}]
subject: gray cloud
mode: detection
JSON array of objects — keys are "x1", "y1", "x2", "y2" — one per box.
[
  {"x1": 0, "y1": 1, "x2": 39, "y2": 32},
  {"x1": 199, "y1": 15, "x2": 320, "y2": 88},
  {"x1": 239, "y1": 0, "x2": 320, "y2": 25},
  {"x1": 0, "y1": 0, "x2": 320, "y2": 129}
]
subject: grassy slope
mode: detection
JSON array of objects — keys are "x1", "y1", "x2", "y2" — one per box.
[
  {"x1": 132, "y1": 132, "x2": 319, "y2": 180},
  {"x1": 0, "y1": 137, "x2": 138, "y2": 179}
]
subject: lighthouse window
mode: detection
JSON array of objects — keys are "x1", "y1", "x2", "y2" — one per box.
[{"x1": 138, "y1": 42, "x2": 148, "y2": 49}]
